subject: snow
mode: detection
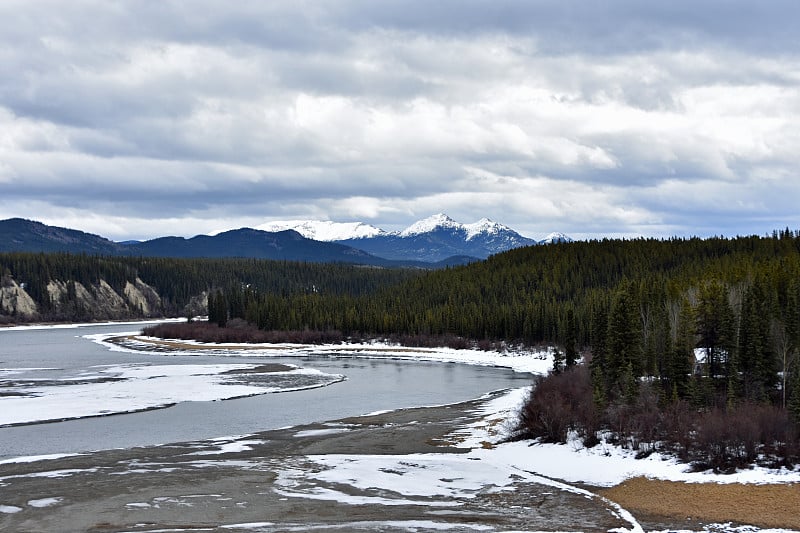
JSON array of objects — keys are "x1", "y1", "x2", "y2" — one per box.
[
  {"x1": 507, "y1": 436, "x2": 800, "y2": 487},
  {"x1": 0, "y1": 453, "x2": 84, "y2": 466},
  {"x1": 539, "y1": 231, "x2": 574, "y2": 244},
  {"x1": 4, "y1": 332, "x2": 799, "y2": 531},
  {"x1": 96, "y1": 334, "x2": 557, "y2": 375},
  {"x1": 219, "y1": 521, "x2": 493, "y2": 531},
  {"x1": 464, "y1": 218, "x2": 504, "y2": 238},
  {"x1": 271, "y1": 385, "x2": 644, "y2": 532},
  {"x1": 188, "y1": 440, "x2": 266, "y2": 455},
  {"x1": 271, "y1": 383, "x2": 798, "y2": 533},
  {"x1": 247, "y1": 213, "x2": 544, "y2": 244},
  {"x1": 27, "y1": 497, "x2": 62, "y2": 508},
  {"x1": 293, "y1": 428, "x2": 351, "y2": 438},
  {"x1": 0, "y1": 318, "x2": 183, "y2": 332},
  {"x1": 0, "y1": 362, "x2": 344, "y2": 426},
  {"x1": 255, "y1": 220, "x2": 386, "y2": 241},
  {"x1": 399, "y1": 213, "x2": 462, "y2": 237}
]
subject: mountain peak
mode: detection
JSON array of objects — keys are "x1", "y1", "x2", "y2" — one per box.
[
  {"x1": 399, "y1": 213, "x2": 461, "y2": 237},
  {"x1": 256, "y1": 220, "x2": 386, "y2": 241},
  {"x1": 540, "y1": 232, "x2": 574, "y2": 244},
  {"x1": 463, "y1": 218, "x2": 513, "y2": 240}
]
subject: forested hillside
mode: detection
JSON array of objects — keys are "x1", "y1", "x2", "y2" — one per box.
[
  {"x1": 199, "y1": 230, "x2": 800, "y2": 467},
  {"x1": 215, "y1": 231, "x2": 800, "y2": 366},
  {"x1": 6, "y1": 232, "x2": 800, "y2": 467},
  {"x1": 0, "y1": 253, "x2": 420, "y2": 322}
]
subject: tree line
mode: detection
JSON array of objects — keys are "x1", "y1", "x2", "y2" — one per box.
[
  {"x1": 6, "y1": 231, "x2": 800, "y2": 467},
  {"x1": 0, "y1": 252, "x2": 420, "y2": 321},
  {"x1": 199, "y1": 229, "x2": 800, "y2": 468}
]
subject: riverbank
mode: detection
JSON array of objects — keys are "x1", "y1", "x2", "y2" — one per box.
[
  {"x1": 102, "y1": 333, "x2": 558, "y2": 374},
  {"x1": 4, "y1": 329, "x2": 800, "y2": 531},
  {"x1": 0, "y1": 389, "x2": 640, "y2": 533},
  {"x1": 2, "y1": 388, "x2": 798, "y2": 532}
]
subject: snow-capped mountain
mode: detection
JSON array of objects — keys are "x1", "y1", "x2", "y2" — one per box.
[
  {"x1": 337, "y1": 213, "x2": 541, "y2": 262},
  {"x1": 257, "y1": 220, "x2": 387, "y2": 241},
  {"x1": 399, "y1": 213, "x2": 464, "y2": 237},
  {"x1": 539, "y1": 232, "x2": 574, "y2": 245},
  {"x1": 253, "y1": 213, "x2": 572, "y2": 262}
]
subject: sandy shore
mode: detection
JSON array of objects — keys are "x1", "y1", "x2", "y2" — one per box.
[{"x1": 600, "y1": 477, "x2": 800, "y2": 530}]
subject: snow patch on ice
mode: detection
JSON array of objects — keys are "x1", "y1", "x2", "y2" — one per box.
[
  {"x1": 27, "y1": 497, "x2": 62, "y2": 508},
  {"x1": 98, "y1": 334, "x2": 556, "y2": 376},
  {"x1": 293, "y1": 428, "x2": 351, "y2": 438},
  {"x1": 188, "y1": 440, "x2": 265, "y2": 455},
  {"x1": 1, "y1": 359, "x2": 344, "y2": 427},
  {"x1": 0, "y1": 453, "x2": 85, "y2": 465}
]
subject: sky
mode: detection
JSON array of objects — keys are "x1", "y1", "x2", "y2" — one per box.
[{"x1": 1, "y1": 1, "x2": 799, "y2": 242}]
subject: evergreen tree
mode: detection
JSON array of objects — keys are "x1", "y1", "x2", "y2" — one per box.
[
  {"x1": 695, "y1": 281, "x2": 736, "y2": 382},
  {"x1": 605, "y1": 284, "x2": 642, "y2": 400},
  {"x1": 739, "y1": 277, "x2": 777, "y2": 402},
  {"x1": 564, "y1": 308, "x2": 579, "y2": 368}
]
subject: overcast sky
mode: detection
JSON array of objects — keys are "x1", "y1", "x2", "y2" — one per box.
[{"x1": 1, "y1": 1, "x2": 799, "y2": 241}]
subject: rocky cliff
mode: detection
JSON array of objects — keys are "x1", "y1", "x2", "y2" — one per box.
[{"x1": 0, "y1": 275, "x2": 203, "y2": 324}]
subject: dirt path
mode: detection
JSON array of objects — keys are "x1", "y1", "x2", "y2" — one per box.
[{"x1": 600, "y1": 476, "x2": 800, "y2": 530}]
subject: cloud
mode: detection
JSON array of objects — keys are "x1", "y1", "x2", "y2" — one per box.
[{"x1": 0, "y1": 1, "x2": 798, "y2": 240}]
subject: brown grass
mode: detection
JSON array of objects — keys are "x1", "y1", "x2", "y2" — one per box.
[{"x1": 599, "y1": 477, "x2": 800, "y2": 529}]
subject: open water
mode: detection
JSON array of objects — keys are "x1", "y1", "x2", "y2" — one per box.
[{"x1": 0, "y1": 322, "x2": 531, "y2": 459}]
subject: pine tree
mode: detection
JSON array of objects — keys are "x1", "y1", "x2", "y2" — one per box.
[
  {"x1": 564, "y1": 308, "x2": 579, "y2": 368},
  {"x1": 605, "y1": 284, "x2": 642, "y2": 400},
  {"x1": 695, "y1": 281, "x2": 735, "y2": 383}
]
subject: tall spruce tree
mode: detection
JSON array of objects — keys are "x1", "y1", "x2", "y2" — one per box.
[{"x1": 605, "y1": 283, "x2": 642, "y2": 401}]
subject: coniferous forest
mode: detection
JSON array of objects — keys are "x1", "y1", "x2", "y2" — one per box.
[
  {"x1": 192, "y1": 230, "x2": 800, "y2": 468},
  {"x1": 4, "y1": 230, "x2": 800, "y2": 468}
]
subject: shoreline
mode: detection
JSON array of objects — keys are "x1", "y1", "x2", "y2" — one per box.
[
  {"x1": 0, "y1": 390, "x2": 642, "y2": 532},
  {"x1": 2, "y1": 390, "x2": 796, "y2": 531},
  {"x1": 4, "y1": 329, "x2": 800, "y2": 530}
]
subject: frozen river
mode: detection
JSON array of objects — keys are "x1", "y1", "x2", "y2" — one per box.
[{"x1": 0, "y1": 322, "x2": 531, "y2": 460}]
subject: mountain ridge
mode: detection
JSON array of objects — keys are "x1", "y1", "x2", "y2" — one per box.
[{"x1": 0, "y1": 216, "x2": 572, "y2": 265}]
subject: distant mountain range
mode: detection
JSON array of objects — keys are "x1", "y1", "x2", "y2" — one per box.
[
  {"x1": 261, "y1": 213, "x2": 572, "y2": 262},
  {"x1": 0, "y1": 215, "x2": 571, "y2": 266}
]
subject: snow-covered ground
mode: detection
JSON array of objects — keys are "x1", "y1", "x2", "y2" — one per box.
[
  {"x1": 4, "y1": 329, "x2": 799, "y2": 531},
  {"x1": 0, "y1": 318, "x2": 184, "y2": 332},
  {"x1": 97, "y1": 333, "x2": 557, "y2": 375},
  {"x1": 272, "y1": 387, "x2": 800, "y2": 533},
  {"x1": 87, "y1": 333, "x2": 800, "y2": 487}
]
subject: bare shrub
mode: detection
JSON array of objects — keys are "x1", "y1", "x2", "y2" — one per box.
[{"x1": 515, "y1": 366, "x2": 595, "y2": 445}]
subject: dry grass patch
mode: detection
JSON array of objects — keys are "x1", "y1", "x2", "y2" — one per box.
[{"x1": 599, "y1": 477, "x2": 800, "y2": 529}]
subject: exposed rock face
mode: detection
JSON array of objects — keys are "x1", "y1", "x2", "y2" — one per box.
[
  {"x1": 0, "y1": 279, "x2": 38, "y2": 318},
  {"x1": 182, "y1": 291, "x2": 209, "y2": 319},
  {"x1": 124, "y1": 278, "x2": 161, "y2": 316},
  {"x1": 0, "y1": 274, "x2": 206, "y2": 324},
  {"x1": 0, "y1": 278, "x2": 167, "y2": 322}
]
